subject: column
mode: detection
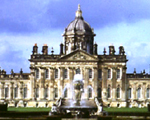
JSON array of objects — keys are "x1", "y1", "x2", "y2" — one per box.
[
  {"x1": 121, "y1": 66, "x2": 127, "y2": 101},
  {"x1": 93, "y1": 67, "x2": 98, "y2": 98},
  {"x1": 102, "y1": 67, "x2": 107, "y2": 100},
  {"x1": 69, "y1": 67, "x2": 74, "y2": 99},
  {"x1": 19, "y1": 82, "x2": 23, "y2": 100},
  {"x1": 0, "y1": 82, "x2": 5, "y2": 99},
  {"x1": 10, "y1": 82, "x2": 14, "y2": 100},
  {"x1": 39, "y1": 68, "x2": 45, "y2": 100},
  {"x1": 58, "y1": 67, "x2": 64, "y2": 98},
  {"x1": 112, "y1": 68, "x2": 116, "y2": 101},
  {"x1": 30, "y1": 67, "x2": 35, "y2": 100},
  {"x1": 49, "y1": 68, "x2": 54, "y2": 100},
  {"x1": 142, "y1": 83, "x2": 146, "y2": 100},
  {"x1": 84, "y1": 67, "x2": 89, "y2": 99}
]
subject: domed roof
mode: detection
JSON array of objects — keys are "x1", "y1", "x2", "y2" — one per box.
[{"x1": 64, "y1": 5, "x2": 94, "y2": 35}]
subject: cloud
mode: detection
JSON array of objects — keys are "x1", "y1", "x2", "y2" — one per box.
[{"x1": 0, "y1": 41, "x2": 29, "y2": 73}]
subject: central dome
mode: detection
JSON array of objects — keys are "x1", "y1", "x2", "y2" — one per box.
[{"x1": 64, "y1": 4, "x2": 94, "y2": 35}]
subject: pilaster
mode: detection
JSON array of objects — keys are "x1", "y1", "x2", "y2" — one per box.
[
  {"x1": 93, "y1": 67, "x2": 98, "y2": 98},
  {"x1": 112, "y1": 68, "x2": 116, "y2": 101},
  {"x1": 102, "y1": 67, "x2": 107, "y2": 100}
]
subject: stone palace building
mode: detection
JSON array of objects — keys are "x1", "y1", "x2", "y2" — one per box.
[{"x1": 0, "y1": 5, "x2": 150, "y2": 108}]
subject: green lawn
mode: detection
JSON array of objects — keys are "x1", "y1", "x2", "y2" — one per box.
[
  {"x1": 7, "y1": 107, "x2": 148, "y2": 112},
  {"x1": 104, "y1": 107, "x2": 148, "y2": 112},
  {"x1": 8, "y1": 107, "x2": 51, "y2": 112}
]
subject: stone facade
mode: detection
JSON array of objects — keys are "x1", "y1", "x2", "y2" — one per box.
[{"x1": 0, "y1": 5, "x2": 149, "y2": 108}]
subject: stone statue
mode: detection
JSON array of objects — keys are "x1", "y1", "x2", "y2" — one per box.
[{"x1": 73, "y1": 74, "x2": 84, "y2": 105}]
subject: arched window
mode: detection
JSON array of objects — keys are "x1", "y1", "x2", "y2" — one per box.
[
  {"x1": 117, "y1": 69, "x2": 120, "y2": 79},
  {"x1": 89, "y1": 69, "x2": 92, "y2": 79},
  {"x1": 108, "y1": 69, "x2": 111, "y2": 79},
  {"x1": 147, "y1": 88, "x2": 150, "y2": 98},
  {"x1": 45, "y1": 69, "x2": 49, "y2": 79},
  {"x1": 88, "y1": 87, "x2": 92, "y2": 98},
  {"x1": 23, "y1": 86, "x2": 27, "y2": 98},
  {"x1": 5, "y1": 87, "x2": 9, "y2": 98},
  {"x1": 14, "y1": 86, "x2": 18, "y2": 98},
  {"x1": 98, "y1": 88, "x2": 101, "y2": 98},
  {"x1": 36, "y1": 87, "x2": 39, "y2": 98},
  {"x1": 107, "y1": 85, "x2": 111, "y2": 98},
  {"x1": 64, "y1": 88, "x2": 68, "y2": 98},
  {"x1": 64, "y1": 69, "x2": 68, "y2": 79},
  {"x1": 35, "y1": 69, "x2": 39, "y2": 79},
  {"x1": 98, "y1": 69, "x2": 102, "y2": 79},
  {"x1": 76, "y1": 68, "x2": 80, "y2": 74},
  {"x1": 55, "y1": 69, "x2": 58, "y2": 79},
  {"x1": 44, "y1": 87, "x2": 48, "y2": 98},
  {"x1": 54, "y1": 88, "x2": 58, "y2": 98},
  {"x1": 116, "y1": 87, "x2": 120, "y2": 98},
  {"x1": 128, "y1": 88, "x2": 131, "y2": 99},
  {"x1": 137, "y1": 87, "x2": 141, "y2": 99}
]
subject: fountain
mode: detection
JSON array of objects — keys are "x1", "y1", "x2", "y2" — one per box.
[{"x1": 49, "y1": 74, "x2": 104, "y2": 118}]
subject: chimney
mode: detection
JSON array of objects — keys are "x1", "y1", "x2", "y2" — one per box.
[
  {"x1": 93, "y1": 43, "x2": 98, "y2": 55},
  {"x1": 109, "y1": 44, "x2": 115, "y2": 55},
  {"x1": 42, "y1": 44, "x2": 48, "y2": 55},
  {"x1": 119, "y1": 46, "x2": 125, "y2": 55},
  {"x1": 32, "y1": 43, "x2": 38, "y2": 54},
  {"x1": 60, "y1": 43, "x2": 64, "y2": 55}
]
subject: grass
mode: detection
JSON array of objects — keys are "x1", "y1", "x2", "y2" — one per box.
[
  {"x1": 8, "y1": 107, "x2": 51, "y2": 112},
  {"x1": 103, "y1": 107, "x2": 148, "y2": 112},
  {"x1": 7, "y1": 107, "x2": 148, "y2": 112}
]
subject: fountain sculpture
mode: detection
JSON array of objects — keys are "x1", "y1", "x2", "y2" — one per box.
[{"x1": 49, "y1": 74, "x2": 104, "y2": 118}]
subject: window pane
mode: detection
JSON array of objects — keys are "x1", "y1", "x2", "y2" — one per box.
[
  {"x1": 137, "y1": 88, "x2": 141, "y2": 99},
  {"x1": 64, "y1": 88, "x2": 67, "y2": 98},
  {"x1": 76, "y1": 68, "x2": 80, "y2": 74},
  {"x1": 55, "y1": 69, "x2": 58, "y2": 79},
  {"x1": 5, "y1": 87, "x2": 9, "y2": 98},
  {"x1": 24, "y1": 87, "x2": 27, "y2": 98},
  {"x1": 107, "y1": 87, "x2": 111, "y2": 98},
  {"x1": 108, "y1": 69, "x2": 111, "y2": 78},
  {"x1": 117, "y1": 69, "x2": 120, "y2": 79},
  {"x1": 98, "y1": 69, "x2": 102, "y2": 79},
  {"x1": 44, "y1": 88, "x2": 48, "y2": 98},
  {"x1": 128, "y1": 88, "x2": 131, "y2": 99},
  {"x1": 117, "y1": 87, "x2": 120, "y2": 98},
  {"x1": 98, "y1": 88, "x2": 101, "y2": 98},
  {"x1": 45, "y1": 69, "x2": 49, "y2": 79},
  {"x1": 64, "y1": 69, "x2": 68, "y2": 79},
  {"x1": 14, "y1": 87, "x2": 18, "y2": 98},
  {"x1": 54, "y1": 88, "x2": 58, "y2": 98},
  {"x1": 36, "y1": 69, "x2": 39, "y2": 79},
  {"x1": 89, "y1": 69, "x2": 92, "y2": 79},
  {"x1": 88, "y1": 88, "x2": 92, "y2": 98},
  {"x1": 36, "y1": 87, "x2": 39, "y2": 98},
  {"x1": 147, "y1": 88, "x2": 150, "y2": 98}
]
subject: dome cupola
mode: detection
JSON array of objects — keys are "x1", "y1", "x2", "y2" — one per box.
[{"x1": 63, "y1": 4, "x2": 96, "y2": 55}]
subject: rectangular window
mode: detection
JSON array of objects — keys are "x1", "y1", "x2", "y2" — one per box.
[
  {"x1": 108, "y1": 69, "x2": 111, "y2": 79},
  {"x1": 45, "y1": 69, "x2": 49, "y2": 79},
  {"x1": 117, "y1": 69, "x2": 120, "y2": 79},
  {"x1": 98, "y1": 69, "x2": 102, "y2": 79},
  {"x1": 54, "y1": 88, "x2": 58, "y2": 98},
  {"x1": 14, "y1": 87, "x2": 18, "y2": 98},
  {"x1": 44, "y1": 87, "x2": 48, "y2": 98},
  {"x1": 89, "y1": 69, "x2": 92, "y2": 79},
  {"x1": 36, "y1": 69, "x2": 39, "y2": 79},
  {"x1": 5, "y1": 87, "x2": 9, "y2": 98},
  {"x1": 128, "y1": 88, "x2": 131, "y2": 99},
  {"x1": 147, "y1": 88, "x2": 150, "y2": 98},
  {"x1": 36, "y1": 87, "x2": 39, "y2": 98},
  {"x1": 64, "y1": 69, "x2": 68, "y2": 79},
  {"x1": 55, "y1": 69, "x2": 58, "y2": 79},
  {"x1": 23, "y1": 87, "x2": 27, "y2": 98}
]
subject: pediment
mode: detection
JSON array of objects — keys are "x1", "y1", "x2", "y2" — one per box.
[{"x1": 59, "y1": 50, "x2": 98, "y2": 61}]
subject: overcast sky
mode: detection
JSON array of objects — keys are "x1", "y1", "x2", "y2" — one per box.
[{"x1": 0, "y1": 0, "x2": 150, "y2": 74}]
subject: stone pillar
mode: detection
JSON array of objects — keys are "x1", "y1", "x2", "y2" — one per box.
[
  {"x1": 39, "y1": 68, "x2": 45, "y2": 100},
  {"x1": 10, "y1": 82, "x2": 14, "y2": 100},
  {"x1": 84, "y1": 68, "x2": 89, "y2": 99},
  {"x1": 69, "y1": 67, "x2": 74, "y2": 99},
  {"x1": 142, "y1": 83, "x2": 146, "y2": 100},
  {"x1": 0, "y1": 82, "x2": 5, "y2": 99},
  {"x1": 133, "y1": 84, "x2": 136, "y2": 99},
  {"x1": 50, "y1": 68, "x2": 54, "y2": 100},
  {"x1": 59, "y1": 67, "x2": 64, "y2": 98},
  {"x1": 19, "y1": 82, "x2": 23, "y2": 100},
  {"x1": 112, "y1": 68, "x2": 116, "y2": 101},
  {"x1": 93, "y1": 67, "x2": 98, "y2": 98},
  {"x1": 102, "y1": 67, "x2": 107, "y2": 100},
  {"x1": 30, "y1": 67, "x2": 35, "y2": 100},
  {"x1": 121, "y1": 66, "x2": 127, "y2": 101}
]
